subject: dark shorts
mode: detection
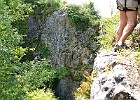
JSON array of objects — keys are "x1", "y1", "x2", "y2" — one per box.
[{"x1": 116, "y1": 0, "x2": 138, "y2": 11}]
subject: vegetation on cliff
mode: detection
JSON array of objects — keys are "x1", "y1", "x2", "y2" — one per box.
[{"x1": 0, "y1": 0, "x2": 101, "y2": 99}]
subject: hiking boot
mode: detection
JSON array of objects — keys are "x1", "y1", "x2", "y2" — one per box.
[
  {"x1": 114, "y1": 44, "x2": 121, "y2": 52},
  {"x1": 114, "y1": 43, "x2": 129, "y2": 52},
  {"x1": 121, "y1": 43, "x2": 129, "y2": 49}
]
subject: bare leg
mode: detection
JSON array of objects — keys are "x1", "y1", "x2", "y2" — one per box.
[
  {"x1": 119, "y1": 11, "x2": 137, "y2": 43},
  {"x1": 115, "y1": 11, "x2": 127, "y2": 43}
]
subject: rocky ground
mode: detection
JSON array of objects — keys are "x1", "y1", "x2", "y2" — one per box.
[{"x1": 90, "y1": 50, "x2": 140, "y2": 100}]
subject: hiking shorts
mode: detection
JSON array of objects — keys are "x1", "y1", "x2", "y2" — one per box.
[{"x1": 116, "y1": 0, "x2": 139, "y2": 11}]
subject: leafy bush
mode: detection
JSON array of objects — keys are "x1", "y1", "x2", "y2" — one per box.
[
  {"x1": 0, "y1": 0, "x2": 67, "y2": 99},
  {"x1": 74, "y1": 71, "x2": 97, "y2": 100},
  {"x1": 66, "y1": 2, "x2": 100, "y2": 31},
  {"x1": 0, "y1": 0, "x2": 32, "y2": 99},
  {"x1": 25, "y1": 0, "x2": 62, "y2": 18},
  {"x1": 19, "y1": 59, "x2": 69, "y2": 91},
  {"x1": 27, "y1": 88, "x2": 58, "y2": 100}
]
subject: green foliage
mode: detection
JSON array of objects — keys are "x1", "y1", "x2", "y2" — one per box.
[
  {"x1": 74, "y1": 71, "x2": 97, "y2": 100},
  {"x1": 0, "y1": 0, "x2": 101, "y2": 99},
  {"x1": 25, "y1": 0, "x2": 62, "y2": 18},
  {"x1": 83, "y1": 2, "x2": 101, "y2": 20},
  {"x1": 0, "y1": 0, "x2": 64, "y2": 99},
  {"x1": 16, "y1": 0, "x2": 63, "y2": 61},
  {"x1": 128, "y1": 30, "x2": 140, "y2": 52},
  {"x1": 36, "y1": 41, "x2": 51, "y2": 59},
  {"x1": 0, "y1": 0, "x2": 32, "y2": 99},
  {"x1": 12, "y1": 47, "x2": 27, "y2": 62},
  {"x1": 66, "y1": 2, "x2": 100, "y2": 31},
  {"x1": 20, "y1": 59, "x2": 69, "y2": 91},
  {"x1": 99, "y1": 13, "x2": 119, "y2": 49},
  {"x1": 66, "y1": 5, "x2": 90, "y2": 31},
  {"x1": 27, "y1": 88, "x2": 58, "y2": 100}
]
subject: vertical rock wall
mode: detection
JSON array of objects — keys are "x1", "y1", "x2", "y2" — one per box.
[
  {"x1": 41, "y1": 9, "x2": 99, "y2": 68},
  {"x1": 28, "y1": 9, "x2": 100, "y2": 100}
]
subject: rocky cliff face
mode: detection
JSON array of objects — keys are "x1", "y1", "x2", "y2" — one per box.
[
  {"x1": 41, "y1": 9, "x2": 99, "y2": 68},
  {"x1": 28, "y1": 9, "x2": 100, "y2": 100},
  {"x1": 28, "y1": 9, "x2": 99, "y2": 68},
  {"x1": 90, "y1": 50, "x2": 140, "y2": 100}
]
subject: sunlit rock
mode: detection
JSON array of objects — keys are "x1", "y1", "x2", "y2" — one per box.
[{"x1": 90, "y1": 50, "x2": 140, "y2": 100}]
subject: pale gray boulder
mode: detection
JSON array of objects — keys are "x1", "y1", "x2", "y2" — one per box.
[{"x1": 90, "y1": 50, "x2": 140, "y2": 100}]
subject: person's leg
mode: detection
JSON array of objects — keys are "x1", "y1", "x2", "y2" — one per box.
[
  {"x1": 118, "y1": 11, "x2": 137, "y2": 43},
  {"x1": 115, "y1": 11, "x2": 127, "y2": 43}
]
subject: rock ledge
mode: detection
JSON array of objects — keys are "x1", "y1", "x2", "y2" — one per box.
[{"x1": 90, "y1": 50, "x2": 140, "y2": 100}]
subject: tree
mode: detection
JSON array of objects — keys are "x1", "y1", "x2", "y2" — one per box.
[{"x1": 0, "y1": 0, "x2": 32, "y2": 99}]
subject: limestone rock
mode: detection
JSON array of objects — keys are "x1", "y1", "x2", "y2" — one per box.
[
  {"x1": 28, "y1": 9, "x2": 100, "y2": 100},
  {"x1": 90, "y1": 50, "x2": 140, "y2": 100},
  {"x1": 42, "y1": 9, "x2": 99, "y2": 68}
]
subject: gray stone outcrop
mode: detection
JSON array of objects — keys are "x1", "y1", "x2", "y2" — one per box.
[
  {"x1": 28, "y1": 9, "x2": 100, "y2": 100},
  {"x1": 41, "y1": 9, "x2": 99, "y2": 68},
  {"x1": 90, "y1": 50, "x2": 140, "y2": 100}
]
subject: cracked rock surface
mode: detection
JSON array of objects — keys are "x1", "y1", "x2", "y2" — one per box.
[{"x1": 90, "y1": 50, "x2": 140, "y2": 100}]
